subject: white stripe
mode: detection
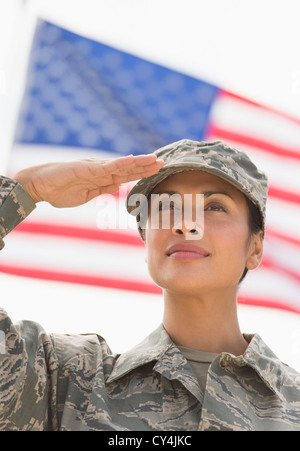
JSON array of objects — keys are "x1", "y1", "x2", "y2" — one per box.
[
  {"x1": 2, "y1": 232, "x2": 150, "y2": 281},
  {"x1": 266, "y1": 197, "x2": 300, "y2": 240},
  {"x1": 264, "y1": 235, "x2": 300, "y2": 276},
  {"x1": 7, "y1": 144, "x2": 119, "y2": 174},
  {"x1": 239, "y1": 267, "x2": 300, "y2": 311},
  {"x1": 210, "y1": 94, "x2": 300, "y2": 151},
  {"x1": 26, "y1": 195, "x2": 138, "y2": 234}
]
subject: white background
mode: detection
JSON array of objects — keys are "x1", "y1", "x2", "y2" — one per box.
[{"x1": 0, "y1": 0, "x2": 300, "y2": 371}]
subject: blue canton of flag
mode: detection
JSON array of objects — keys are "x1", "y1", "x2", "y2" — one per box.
[{"x1": 15, "y1": 20, "x2": 219, "y2": 155}]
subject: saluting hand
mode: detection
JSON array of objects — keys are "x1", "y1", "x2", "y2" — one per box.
[{"x1": 14, "y1": 154, "x2": 164, "y2": 208}]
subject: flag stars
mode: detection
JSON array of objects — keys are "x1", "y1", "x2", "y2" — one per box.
[{"x1": 15, "y1": 21, "x2": 219, "y2": 154}]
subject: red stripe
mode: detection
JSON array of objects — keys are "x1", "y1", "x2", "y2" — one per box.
[
  {"x1": 267, "y1": 186, "x2": 300, "y2": 205},
  {"x1": 262, "y1": 256, "x2": 300, "y2": 283},
  {"x1": 15, "y1": 221, "x2": 144, "y2": 247},
  {"x1": 237, "y1": 296, "x2": 300, "y2": 314},
  {"x1": 221, "y1": 89, "x2": 300, "y2": 126},
  {"x1": 208, "y1": 125, "x2": 300, "y2": 161},
  {"x1": 0, "y1": 262, "x2": 299, "y2": 314},
  {"x1": 267, "y1": 229, "x2": 300, "y2": 248},
  {"x1": 0, "y1": 263, "x2": 161, "y2": 294}
]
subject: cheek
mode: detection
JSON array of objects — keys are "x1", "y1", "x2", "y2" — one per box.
[
  {"x1": 145, "y1": 228, "x2": 164, "y2": 266},
  {"x1": 145, "y1": 228, "x2": 171, "y2": 286},
  {"x1": 208, "y1": 220, "x2": 250, "y2": 276},
  {"x1": 206, "y1": 213, "x2": 248, "y2": 244}
]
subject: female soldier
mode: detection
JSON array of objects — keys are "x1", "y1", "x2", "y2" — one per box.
[{"x1": 0, "y1": 140, "x2": 299, "y2": 431}]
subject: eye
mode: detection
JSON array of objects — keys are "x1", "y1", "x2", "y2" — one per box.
[{"x1": 205, "y1": 203, "x2": 227, "y2": 213}]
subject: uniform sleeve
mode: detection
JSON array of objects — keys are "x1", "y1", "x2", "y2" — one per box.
[
  {"x1": 0, "y1": 176, "x2": 36, "y2": 250},
  {"x1": 0, "y1": 307, "x2": 59, "y2": 431}
]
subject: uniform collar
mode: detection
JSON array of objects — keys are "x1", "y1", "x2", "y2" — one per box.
[
  {"x1": 106, "y1": 324, "x2": 172, "y2": 383},
  {"x1": 106, "y1": 323, "x2": 202, "y2": 402},
  {"x1": 220, "y1": 333, "x2": 288, "y2": 401},
  {"x1": 107, "y1": 325, "x2": 289, "y2": 401},
  {"x1": 243, "y1": 333, "x2": 289, "y2": 400}
]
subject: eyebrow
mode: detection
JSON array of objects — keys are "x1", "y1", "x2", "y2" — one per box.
[
  {"x1": 202, "y1": 190, "x2": 234, "y2": 200},
  {"x1": 152, "y1": 190, "x2": 233, "y2": 199}
]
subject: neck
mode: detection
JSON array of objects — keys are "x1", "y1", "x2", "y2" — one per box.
[{"x1": 163, "y1": 288, "x2": 248, "y2": 356}]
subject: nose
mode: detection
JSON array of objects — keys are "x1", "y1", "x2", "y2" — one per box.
[
  {"x1": 170, "y1": 193, "x2": 204, "y2": 239},
  {"x1": 172, "y1": 219, "x2": 203, "y2": 240}
]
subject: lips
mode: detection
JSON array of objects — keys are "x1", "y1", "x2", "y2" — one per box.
[{"x1": 166, "y1": 243, "x2": 210, "y2": 261}]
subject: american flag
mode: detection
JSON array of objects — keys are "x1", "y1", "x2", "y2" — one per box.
[{"x1": 1, "y1": 20, "x2": 300, "y2": 314}]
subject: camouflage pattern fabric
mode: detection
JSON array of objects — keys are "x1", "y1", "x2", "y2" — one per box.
[
  {"x1": 0, "y1": 177, "x2": 36, "y2": 250},
  {"x1": 0, "y1": 311, "x2": 300, "y2": 431},
  {"x1": 126, "y1": 140, "x2": 269, "y2": 239}
]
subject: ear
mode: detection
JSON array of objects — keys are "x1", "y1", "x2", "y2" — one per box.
[{"x1": 246, "y1": 231, "x2": 264, "y2": 271}]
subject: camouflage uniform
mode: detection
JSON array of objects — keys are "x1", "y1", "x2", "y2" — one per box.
[
  {"x1": 0, "y1": 176, "x2": 36, "y2": 250},
  {"x1": 0, "y1": 307, "x2": 300, "y2": 431},
  {"x1": 0, "y1": 155, "x2": 300, "y2": 431}
]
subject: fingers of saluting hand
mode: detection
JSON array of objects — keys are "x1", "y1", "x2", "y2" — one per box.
[
  {"x1": 83, "y1": 154, "x2": 164, "y2": 185},
  {"x1": 104, "y1": 154, "x2": 163, "y2": 174}
]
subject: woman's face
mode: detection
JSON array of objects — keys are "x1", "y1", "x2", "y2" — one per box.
[{"x1": 145, "y1": 171, "x2": 263, "y2": 296}]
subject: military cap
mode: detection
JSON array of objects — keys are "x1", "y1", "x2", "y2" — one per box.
[{"x1": 126, "y1": 139, "x2": 269, "y2": 238}]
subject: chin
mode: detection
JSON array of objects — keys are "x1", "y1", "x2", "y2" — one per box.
[
  {"x1": 153, "y1": 276, "x2": 212, "y2": 295},
  {"x1": 147, "y1": 262, "x2": 215, "y2": 294}
]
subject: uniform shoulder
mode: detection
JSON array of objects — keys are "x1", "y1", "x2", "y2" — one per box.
[{"x1": 50, "y1": 332, "x2": 118, "y2": 376}]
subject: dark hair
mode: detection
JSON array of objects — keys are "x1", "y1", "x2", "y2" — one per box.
[{"x1": 239, "y1": 196, "x2": 263, "y2": 284}]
